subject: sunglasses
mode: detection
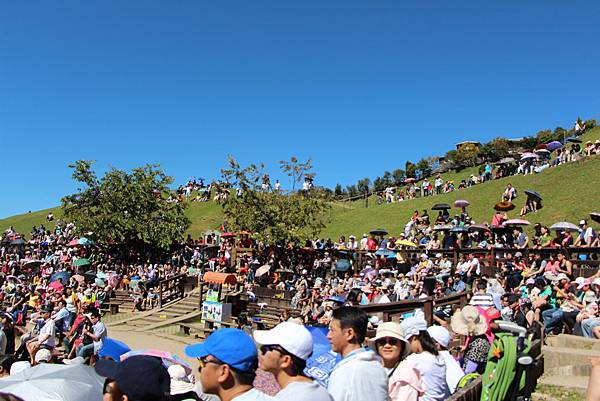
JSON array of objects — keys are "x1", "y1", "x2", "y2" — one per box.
[
  {"x1": 376, "y1": 338, "x2": 400, "y2": 346},
  {"x1": 198, "y1": 357, "x2": 224, "y2": 370},
  {"x1": 260, "y1": 344, "x2": 287, "y2": 355}
]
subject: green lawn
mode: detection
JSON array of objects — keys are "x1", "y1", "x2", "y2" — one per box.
[{"x1": 2, "y1": 127, "x2": 599, "y2": 239}]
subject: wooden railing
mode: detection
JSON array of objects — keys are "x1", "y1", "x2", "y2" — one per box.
[
  {"x1": 158, "y1": 273, "x2": 186, "y2": 307},
  {"x1": 359, "y1": 291, "x2": 468, "y2": 325}
]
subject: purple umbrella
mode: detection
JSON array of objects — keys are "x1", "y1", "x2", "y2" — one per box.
[{"x1": 546, "y1": 141, "x2": 563, "y2": 151}]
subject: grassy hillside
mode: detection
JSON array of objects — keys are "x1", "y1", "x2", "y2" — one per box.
[{"x1": 2, "y1": 127, "x2": 599, "y2": 239}]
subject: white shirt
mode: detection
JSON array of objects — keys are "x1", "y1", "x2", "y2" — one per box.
[
  {"x1": 38, "y1": 319, "x2": 56, "y2": 348},
  {"x1": 439, "y1": 350, "x2": 464, "y2": 393},
  {"x1": 276, "y1": 380, "x2": 333, "y2": 401},
  {"x1": 405, "y1": 352, "x2": 450, "y2": 401},
  {"x1": 232, "y1": 388, "x2": 275, "y2": 401}
]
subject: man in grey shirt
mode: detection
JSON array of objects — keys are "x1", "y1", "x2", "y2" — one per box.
[{"x1": 254, "y1": 322, "x2": 333, "y2": 401}]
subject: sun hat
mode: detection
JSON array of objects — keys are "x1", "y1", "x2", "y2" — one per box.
[
  {"x1": 96, "y1": 356, "x2": 170, "y2": 400},
  {"x1": 574, "y1": 277, "x2": 586, "y2": 285},
  {"x1": 168, "y1": 364, "x2": 195, "y2": 395},
  {"x1": 451, "y1": 305, "x2": 487, "y2": 336},
  {"x1": 578, "y1": 279, "x2": 592, "y2": 290},
  {"x1": 593, "y1": 278, "x2": 600, "y2": 287},
  {"x1": 252, "y1": 321, "x2": 313, "y2": 361},
  {"x1": 34, "y1": 348, "x2": 52, "y2": 363},
  {"x1": 526, "y1": 278, "x2": 535, "y2": 285},
  {"x1": 427, "y1": 325, "x2": 451, "y2": 348},
  {"x1": 369, "y1": 321, "x2": 407, "y2": 344},
  {"x1": 556, "y1": 273, "x2": 569, "y2": 281},
  {"x1": 400, "y1": 316, "x2": 428, "y2": 340},
  {"x1": 185, "y1": 328, "x2": 257, "y2": 372}
]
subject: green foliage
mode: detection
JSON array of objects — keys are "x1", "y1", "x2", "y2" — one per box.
[
  {"x1": 392, "y1": 169, "x2": 405, "y2": 185},
  {"x1": 405, "y1": 161, "x2": 417, "y2": 178},
  {"x1": 61, "y1": 161, "x2": 190, "y2": 250},
  {"x1": 279, "y1": 156, "x2": 314, "y2": 191},
  {"x1": 357, "y1": 178, "x2": 371, "y2": 194},
  {"x1": 334, "y1": 184, "x2": 344, "y2": 198},
  {"x1": 481, "y1": 138, "x2": 511, "y2": 161},
  {"x1": 220, "y1": 156, "x2": 330, "y2": 245},
  {"x1": 535, "y1": 129, "x2": 554, "y2": 144},
  {"x1": 416, "y1": 158, "x2": 432, "y2": 179},
  {"x1": 346, "y1": 184, "x2": 359, "y2": 198},
  {"x1": 445, "y1": 143, "x2": 479, "y2": 170}
]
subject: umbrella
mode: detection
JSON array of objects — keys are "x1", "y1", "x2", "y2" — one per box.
[
  {"x1": 99, "y1": 338, "x2": 131, "y2": 360},
  {"x1": 536, "y1": 144, "x2": 548, "y2": 150},
  {"x1": 404, "y1": 178, "x2": 416, "y2": 184},
  {"x1": 120, "y1": 349, "x2": 192, "y2": 375},
  {"x1": 67, "y1": 239, "x2": 80, "y2": 247},
  {"x1": 590, "y1": 212, "x2": 600, "y2": 224},
  {"x1": 375, "y1": 249, "x2": 395, "y2": 256},
  {"x1": 454, "y1": 200, "x2": 470, "y2": 208},
  {"x1": 327, "y1": 295, "x2": 346, "y2": 304},
  {"x1": 6, "y1": 275, "x2": 21, "y2": 284},
  {"x1": 369, "y1": 229, "x2": 388, "y2": 236},
  {"x1": 469, "y1": 224, "x2": 491, "y2": 232},
  {"x1": 534, "y1": 149, "x2": 550, "y2": 155},
  {"x1": 546, "y1": 141, "x2": 563, "y2": 151},
  {"x1": 503, "y1": 219, "x2": 530, "y2": 226},
  {"x1": 494, "y1": 201, "x2": 515, "y2": 212},
  {"x1": 9, "y1": 238, "x2": 25, "y2": 246},
  {"x1": 255, "y1": 264, "x2": 271, "y2": 277},
  {"x1": 395, "y1": 239, "x2": 417, "y2": 247},
  {"x1": 72, "y1": 274, "x2": 85, "y2": 285},
  {"x1": 50, "y1": 271, "x2": 71, "y2": 283},
  {"x1": 23, "y1": 259, "x2": 43, "y2": 268},
  {"x1": 550, "y1": 222, "x2": 582, "y2": 232},
  {"x1": 48, "y1": 281, "x2": 64, "y2": 291},
  {"x1": 220, "y1": 232, "x2": 236, "y2": 238},
  {"x1": 450, "y1": 227, "x2": 469, "y2": 233},
  {"x1": 433, "y1": 224, "x2": 453, "y2": 231},
  {"x1": 95, "y1": 278, "x2": 106, "y2": 287},
  {"x1": 497, "y1": 157, "x2": 515, "y2": 164},
  {"x1": 567, "y1": 137, "x2": 582, "y2": 143},
  {"x1": 72, "y1": 258, "x2": 90, "y2": 267},
  {"x1": 96, "y1": 271, "x2": 107, "y2": 279},
  {"x1": 431, "y1": 203, "x2": 451, "y2": 210},
  {"x1": 524, "y1": 190, "x2": 542, "y2": 200},
  {"x1": 78, "y1": 237, "x2": 93, "y2": 246},
  {"x1": 520, "y1": 152, "x2": 539, "y2": 160},
  {"x1": 0, "y1": 363, "x2": 103, "y2": 401}
]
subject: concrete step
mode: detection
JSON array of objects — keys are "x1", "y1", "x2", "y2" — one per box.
[
  {"x1": 543, "y1": 344, "x2": 600, "y2": 375},
  {"x1": 545, "y1": 333, "x2": 600, "y2": 350},
  {"x1": 538, "y1": 374, "x2": 589, "y2": 390}
]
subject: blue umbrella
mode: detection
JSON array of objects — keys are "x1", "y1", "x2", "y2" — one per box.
[
  {"x1": 375, "y1": 249, "x2": 394, "y2": 257},
  {"x1": 98, "y1": 338, "x2": 131, "y2": 361},
  {"x1": 546, "y1": 141, "x2": 563, "y2": 151},
  {"x1": 50, "y1": 271, "x2": 71, "y2": 283},
  {"x1": 328, "y1": 295, "x2": 346, "y2": 304}
]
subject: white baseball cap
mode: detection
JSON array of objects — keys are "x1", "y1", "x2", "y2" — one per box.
[
  {"x1": 35, "y1": 348, "x2": 52, "y2": 363},
  {"x1": 427, "y1": 325, "x2": 451, "y2": 348},
  {"x1": 253, "y1": 321, "x2": 313, "y2": 360}
]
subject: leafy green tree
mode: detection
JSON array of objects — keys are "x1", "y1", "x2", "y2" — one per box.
[
  {"x1": 391, "y1": 168, "x2": 405, "y2": 185},
  {"x1": 373, "y1": 177, "x2": 385, "y2": 192},
  {"x1": 481, "y1": 138, "x2": 510, "y2": 161},
  {"x1": 346, "y1": 185, "x2": 359, "y2": 198},
  {"x1": 405, "y1": 161, "x2": 417, "y2": 179},
  {"x1": 220, "y1": 156, "x2": 330, "y2": 245},
  {"x1": 334, "y1": 183, "x2": 344, "y2": 198},
  {"x1": 61, "y1": 160, "x2": 190, "y2": 251},
  {"x1": 416, "y1": 158, "x2": 432, "y2": 179},
  {"x1": 357, "y1": 178, "x2": 371, "y2": 194},
  {"x1": 535, "y1": 129, "x2": 553, "y2": 145},
  {"x1": 279, "y1": 157, "x2": 314, "y2": 191}
]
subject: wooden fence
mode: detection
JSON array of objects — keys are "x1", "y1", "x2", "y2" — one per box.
[{"x1": 158, "y1": 273, "x2": 186, "y2": 307}]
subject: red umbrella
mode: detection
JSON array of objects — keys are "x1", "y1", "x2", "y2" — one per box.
[
  {"x1": 67, "y1": 239, "x2": 80, "y2": 247},
  {"x1": 404, "y1": 178, "x2": 416, "y2": 184},
  {"x1": 536, "y1": 143, "x2": 548, "y2": 149},
  {"x1": 48, "y1": 281, "x2": 64, "y2": 292},
  {"x1": 220, "y1": 232, "x2": 237, "y2": 238},
  {"x1": 503, "y1": 219, "x2": 530, "y2": 226}
]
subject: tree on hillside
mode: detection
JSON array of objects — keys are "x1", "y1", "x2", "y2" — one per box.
[
  {"x1": 346, "y1": 184, "x2": 359, "y2": 198},
  {"x1": 480, "y1": 138, "x2": 510, "y2": 161},
  {"x1": 334, "y1": 184, "x2": 344, "y2": 198},
  {"x1": 535, "y1": 129, "x2": 553, "y2": 145},
  {"x1": 445, "y1": 143, "x2": 479, "y2": 169},
  {"x1": 61, "y1": 160, "x2": 190, "y2": 251},
  {"x1": 405, "y1": 161, "x2": 417, "y2": 179},
  {"x1": 357, "y1": 178, "x2": 371, "y2": 194},
  {"x1": 391, "y1": 168, "x2": 405, "y2": 185},
  {"x1": 416, "y1": 158, "x2": 432, "y2": 179},
  {"x1": 280, "y1": 157, "x2": 315, "y2": 191},
  {"x1": 220, "y1": 156, "x2": 330, "y2": 245}
]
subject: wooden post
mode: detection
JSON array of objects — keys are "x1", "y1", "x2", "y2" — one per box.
[{"x1": 423, "y1": 297, "x2": 434, "y2": 325}]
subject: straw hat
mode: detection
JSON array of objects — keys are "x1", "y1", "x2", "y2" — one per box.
[
  {"x1": 369, "y1": 321, "x2": 407, "y2": 345},
  {"x1": 450, "y1": 305, "x2": 487, "y2": 336}
]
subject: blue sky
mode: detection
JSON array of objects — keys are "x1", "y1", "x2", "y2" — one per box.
[{"x1": 1, "y1": 1, "x2": 600, "y2": 218}]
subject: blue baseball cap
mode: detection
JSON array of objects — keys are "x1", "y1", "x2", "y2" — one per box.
[{"x1": 185, "y1": 328, "x2": 257, "y2": 372}]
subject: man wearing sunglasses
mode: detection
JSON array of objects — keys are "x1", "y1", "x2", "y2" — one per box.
[
  {"x1": 185, "y1": 328, "x2": 274, "y2": 401},
  {"x1": 253, "y1": 321, "x2": 333, "y2": 401}
]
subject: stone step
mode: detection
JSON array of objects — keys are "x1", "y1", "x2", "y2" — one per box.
[
  {"x1": 543, "y1": 344, "x2": 600, "y2": 372},
  {"x1": 545, "y1": 333, "x2": 600, "y2": 350},
  {"x1": 538, "y1": 374, "x2": 589, "y2": 390}
]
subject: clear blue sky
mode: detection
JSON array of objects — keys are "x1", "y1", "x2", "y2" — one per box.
[{"x1": 2, "y1": 1, "x2": 600, "y2": 218}]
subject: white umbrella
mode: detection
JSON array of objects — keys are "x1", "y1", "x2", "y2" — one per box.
[
  {"x1": 549, "y1": 222, "x2": 581, "y2": 232},
  {"x1": 0, "y1": 364, "x2": 103, "y2": 401},
  {"x1": 520, "y1": 152, "x2": 539, "y2": 160},
  {"x1": 255, "y1": 264, "x2": 271, "y2": 277}
]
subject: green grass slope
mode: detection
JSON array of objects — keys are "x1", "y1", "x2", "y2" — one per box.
[{"x1": 2, "y1": 127, "x2": 599, "y2": 239}]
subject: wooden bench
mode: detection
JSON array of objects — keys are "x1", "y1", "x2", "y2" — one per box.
[{"x1": 178, "y1": 322, "x2": 214, "y2": 338}]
